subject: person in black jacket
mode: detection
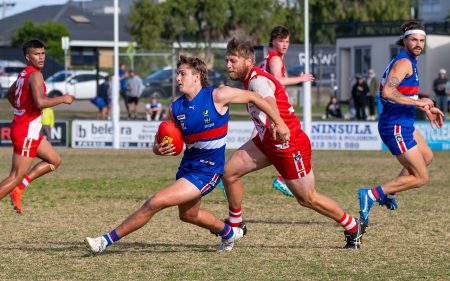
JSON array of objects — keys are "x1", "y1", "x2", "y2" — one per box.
[{"x1": 352, "y1": 75, "x2": 369, "y2": 120}]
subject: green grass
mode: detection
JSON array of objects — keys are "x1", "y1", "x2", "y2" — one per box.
[{"x1": 0, "y1": 148, "x2": 448, "y2": 280}]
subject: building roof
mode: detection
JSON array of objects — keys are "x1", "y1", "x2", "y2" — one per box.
[{"x1": 0, "y1": 3, "x2": 133, "y2": 47}]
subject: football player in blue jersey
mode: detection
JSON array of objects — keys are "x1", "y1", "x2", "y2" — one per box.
[
  {"x1": 84, "y1": 55, "x2": 289, "y2": 254},
  {"x1": 359, "y1": 21, "x2": 444, "y2": 226}
]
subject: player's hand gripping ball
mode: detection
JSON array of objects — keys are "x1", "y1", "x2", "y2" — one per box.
[{"x1": 157, "y1": 120, "x2": 184, "y2": 156}]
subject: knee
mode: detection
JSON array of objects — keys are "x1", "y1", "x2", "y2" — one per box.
[
  {"x1": 142, "y1": 195, "x2": 167, "y2": 214},
  {"x1": 51, "y1": 156, "x2": 62, "y2": 169},
  {"x1": 222, "y1": 165, "x2": 240, "y2": 184},
  {"x1": 424, "y1": 152, "x2": 433, "y2": 167},
  {"x1": 416, "y1": 172, "x2": 429, "y2": 187},
  {"x1": 295, "y1": 192, "x2": 317, "y2": 209},
  {"x1": 179, "y1": 212, "x2": 197, "y2": 224}
]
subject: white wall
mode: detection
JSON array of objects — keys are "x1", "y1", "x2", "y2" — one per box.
[{"x1": 422, "y1": 35, "x2": 450, "y2": 96}]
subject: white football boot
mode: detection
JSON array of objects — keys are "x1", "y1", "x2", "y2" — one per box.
[
  {"x1": 217, "y1": 227, "x2": 244, "y2": 253},
  {"x1": 84, "y1": 236, "x2": 107, "y2": 254}
]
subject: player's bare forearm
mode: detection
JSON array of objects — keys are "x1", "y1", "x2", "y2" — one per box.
[
  {"x1": 278, "y1": 73, "x2": 314, "y2": 86},
  {"x1": 6, "y1": 82, "x2": 16, "y2": 107},
  {"x1": 34, "y1": 95, "x2": 73, "y2": 109},
  {"x1": 251, "y1": 95, "x2": 283, "y2": 126},
  {"x1": 382, "y1": 76, "x2": 431, "y2": 108}
]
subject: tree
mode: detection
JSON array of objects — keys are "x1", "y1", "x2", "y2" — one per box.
[
  {"x1": 129, "y1": 0, "x2": 417, "y2": 52},
  {"x1": 129, "y1": 0, "x2": 286, "y2": 62},
  {"x1": 11, "y1": 20, "x2": 70, "y2": 63},
  {"x1": 128, "y1": 0, "x2": 164, "y2": 50},
  {"x1": 305, "y1": 0, "x2": 413, "y2": 44}
]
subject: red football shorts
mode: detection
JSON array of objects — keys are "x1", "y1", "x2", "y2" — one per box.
[
  {"x1": 11, "y1": 126, "x2": 43, "y2": 158},
  {"x1": 252, "y1": 130, "x2": 312, "y2": 180}
]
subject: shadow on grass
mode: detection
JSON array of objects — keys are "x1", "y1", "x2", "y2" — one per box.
[
  {"x1": 245, "y1": 219, "x2": 330, "y2": 226},
  {"x1": 0, "y1": 239, "x2": 342, "y2": 258}
]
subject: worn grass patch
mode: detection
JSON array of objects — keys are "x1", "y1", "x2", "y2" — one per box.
[{"x1": 0, "y1": 148, "x2": 448, "y2": 280}]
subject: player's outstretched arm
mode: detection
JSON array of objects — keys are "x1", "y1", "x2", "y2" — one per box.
[
  {"x1": 29, "y1": 72, "x2": 74, "y2": 109},
  {"x1": 213, "y1": 86, "x2": 290, "y2": 142},
  {"x1": 269, "y1": 56, "x2": 314, "y2": 86},
  {"x1": 382, "y1": 59, "x2": 433, "y2": 109}
]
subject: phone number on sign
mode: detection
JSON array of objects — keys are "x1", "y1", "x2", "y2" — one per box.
[{"x1": 312, "y1": 141, "x2": 360, "y2": 150}]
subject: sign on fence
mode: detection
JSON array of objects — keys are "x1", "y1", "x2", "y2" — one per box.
[
  {"x1": 0, "y1": 120, "x2": 68, "y2": 147},
  {"x1": 71, "y1": 120, "x2": 449, "y2": 151}
]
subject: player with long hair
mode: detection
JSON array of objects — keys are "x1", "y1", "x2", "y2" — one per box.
[{"x1": 358, "y1": 21, "x2": 444, "y2": 225}]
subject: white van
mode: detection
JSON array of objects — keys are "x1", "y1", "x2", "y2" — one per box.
[{"x1": 45, "y1": 70, "x2": 107, "y2": 99}]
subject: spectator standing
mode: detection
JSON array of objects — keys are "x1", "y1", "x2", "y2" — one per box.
[
  {"x1": 119, "y1": 64, "x2": 129, "y2": 117},
  {"x1": 97, "y1": 74, "x2": 111, "y2": 120},
  {"x1": 433, "y1": 69, "x2": 448, "y2": 120},
  {"x1": 367, "y1": 69, "x2": 379, "y2": 120},
  {"x1": 351, "y1": 75, "x2": 369, "y2": 120},
  {"x1": 41, "y1": 107, "x2": 54, "y2": 140},
  {"x1": 145, "y1": 96, "x2": 163, "y2": 121},
  {"x1": 126, "y1": 70, "x2": 144, "y2": 119}
]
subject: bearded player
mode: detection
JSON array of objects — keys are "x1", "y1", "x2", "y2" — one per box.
[{"x1": 221, "y1": 38, "x2": 366, "y2": 249}]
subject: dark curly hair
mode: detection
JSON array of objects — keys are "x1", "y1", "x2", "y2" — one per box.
[
  {"x1": 269, "y1": 26, "x2": 290, "y2": 48},
  {"x1": 396, "y1": 21, "x2": 425, "y2": 47}
]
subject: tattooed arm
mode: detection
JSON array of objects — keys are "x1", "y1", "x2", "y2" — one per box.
[{"x1": 381, "y1": 58, "x2": 434, "y2": 108}]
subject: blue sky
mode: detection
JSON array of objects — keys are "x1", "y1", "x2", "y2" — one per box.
[{"x1": 2, "y1": 0, "x2": 68, "y2": 18}]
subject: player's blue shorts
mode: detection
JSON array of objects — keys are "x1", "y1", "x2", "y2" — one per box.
[
  {"x1": 176, "y1": 168, "x2": 220, "y2": 197},
  {"x1": 379, "y1": 123, "x2": 416, "y2": 155}
]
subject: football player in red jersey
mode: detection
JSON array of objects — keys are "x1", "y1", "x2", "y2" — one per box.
[
  {"x1": 260, "y1": 26, "x2": 314, "y2": 197},
  {"x1": 0, "y1": 39, "x2": 74, "y2": 213},
  {"x1": 222, "y1": 38, "x2": 365, "y2": 249}
]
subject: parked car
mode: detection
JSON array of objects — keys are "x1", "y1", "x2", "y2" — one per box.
[
  {"x1": 45, "y1": 70, "x2": 107, "y2": 99},
  {"x1": 142, "y1": 68, "x2": 227, "y2": 98},
  {"x1": 0, "y1": 60, "x2": 26, "y2": 96}
]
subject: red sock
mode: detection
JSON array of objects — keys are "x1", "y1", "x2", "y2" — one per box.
[
  {"x1": 18, "y1": 175, "x2": 32, "y2": 191},
  {"x1": 337, "y1": 212, "x2": 358, "y2": 233},
  {"x1": 227, "y1": 207, "x2": 242, "y2": 227}
]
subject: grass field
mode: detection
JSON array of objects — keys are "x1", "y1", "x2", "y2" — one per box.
[{"x1": 0, "y1": 148, "x2": 449, "y2": 280}]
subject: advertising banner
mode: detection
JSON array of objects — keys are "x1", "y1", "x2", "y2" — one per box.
[
  {"x1": 72, "y1": 120, "x2": 159, "y2": 148},
  {"x1": 71, "y1": 120, "x2": 449, "y2": 151},
  {"x1": 310, "y1": 121, "x2": 382, "y2": 150},
  {"x1": 0, "y1": 120, "x2": 68, "y2": 147}
]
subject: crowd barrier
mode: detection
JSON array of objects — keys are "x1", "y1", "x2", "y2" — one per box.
[
  {"x1": 0, "y1": 120, "x2": 447, "y2": 151},
  {"x1": 71, "y1": 120, "x2": 449, "y2": 151}
]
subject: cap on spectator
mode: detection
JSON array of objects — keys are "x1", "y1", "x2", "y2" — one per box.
[{"x1": 439, "y1": 68, "x2": 447, "y2": 74}]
